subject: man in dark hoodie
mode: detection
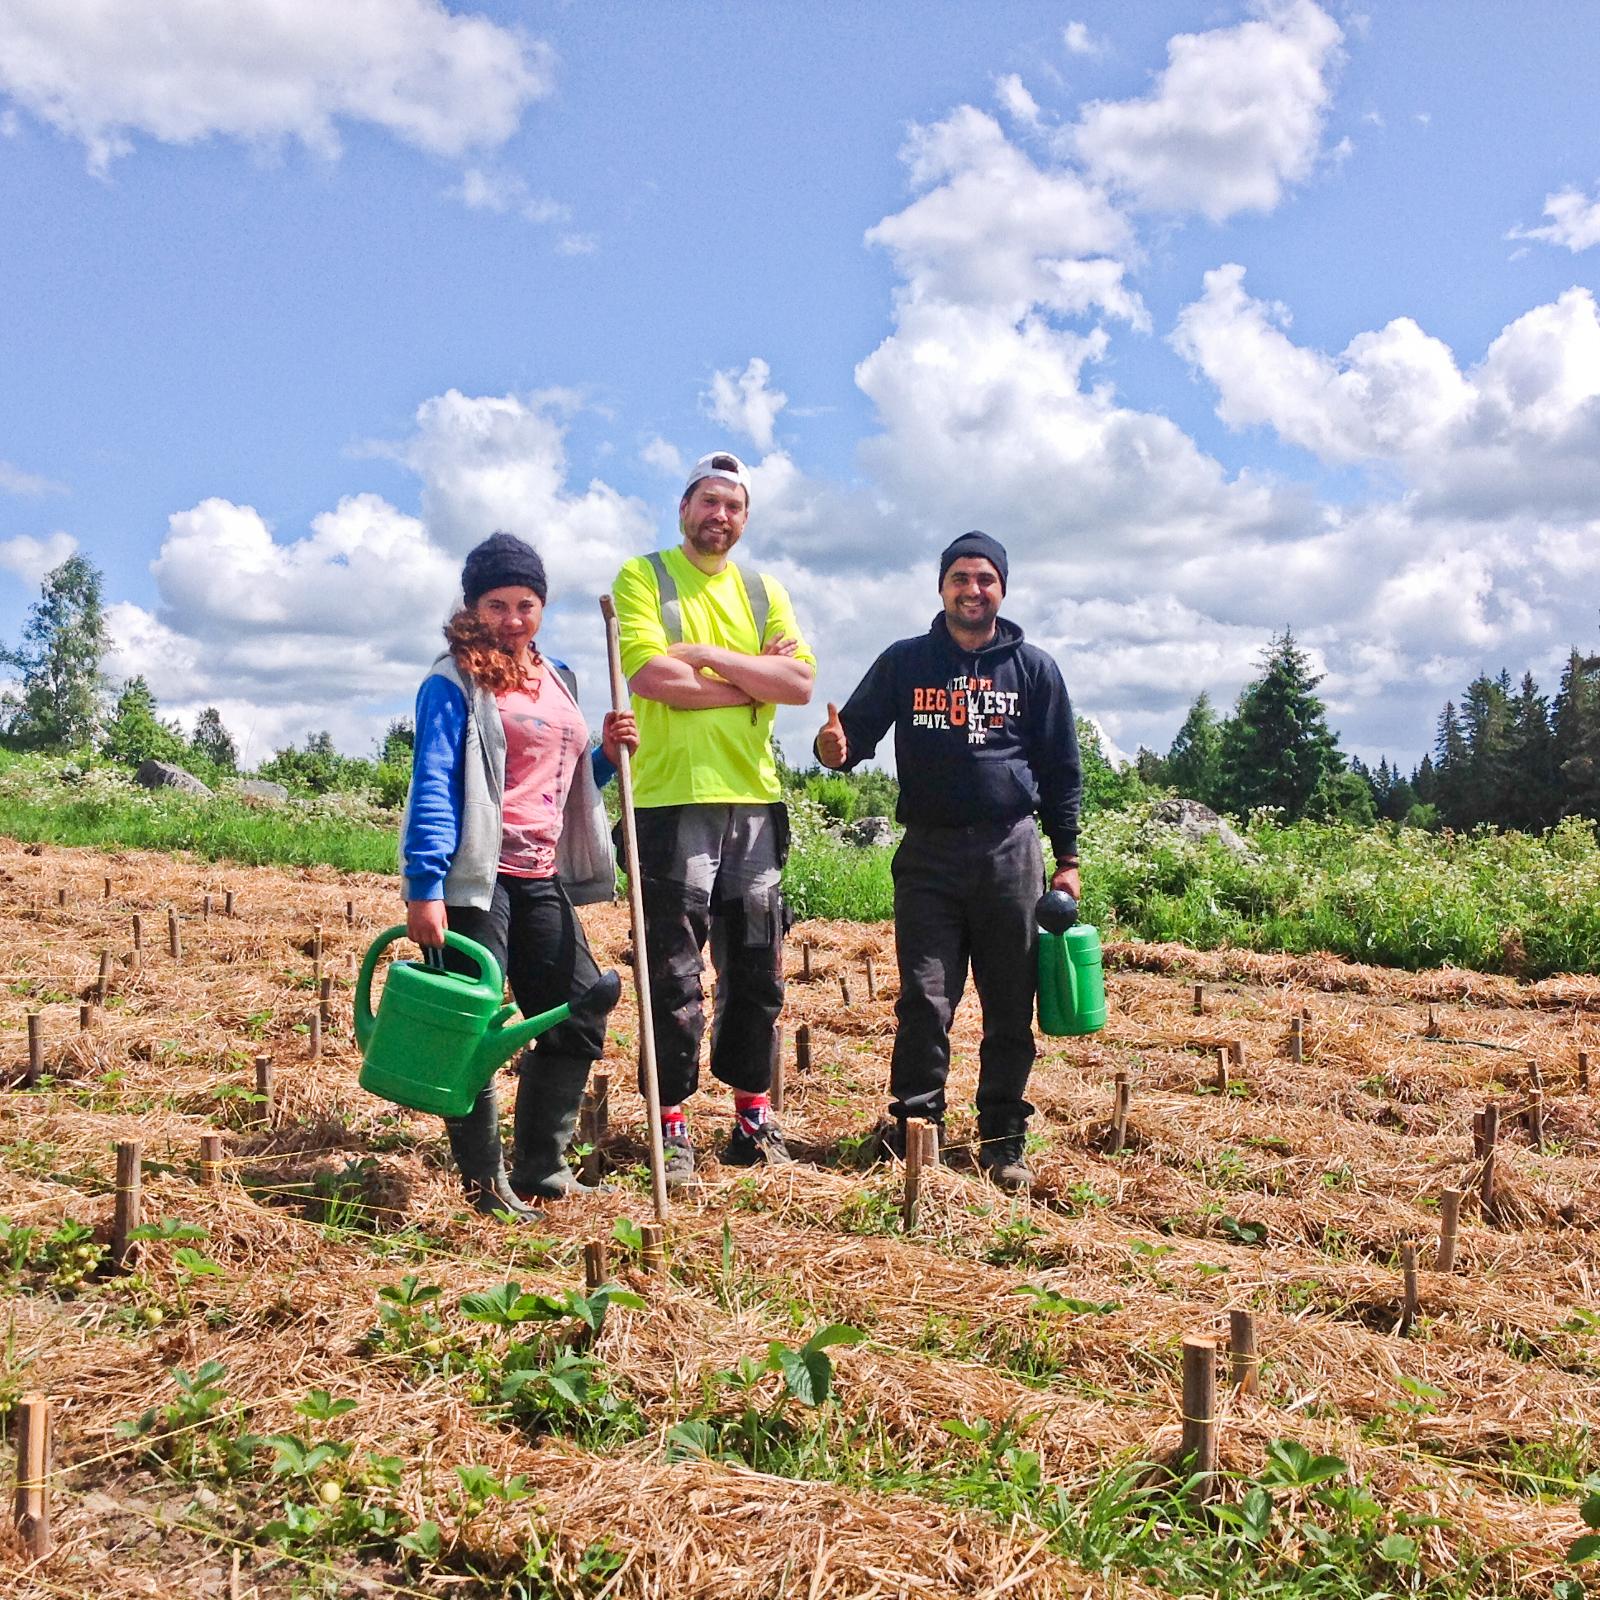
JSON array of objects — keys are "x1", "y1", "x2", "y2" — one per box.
[{"x1": 814, "y1": 532, "x2": 1081, "y2": 1191}]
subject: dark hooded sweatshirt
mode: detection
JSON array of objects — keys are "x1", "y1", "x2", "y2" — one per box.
[{"x1": 822, "y1": 614, "x2": 1082, "y2": 858}]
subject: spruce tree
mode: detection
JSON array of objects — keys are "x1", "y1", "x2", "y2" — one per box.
[
  {"x1": 191, "y1": 707, "x2": 239, "y2": 773},
  {"x1": 1552, "y1": 647, "x2": 1600, "y2": 819},
  {"x1": 0, "y1": 555, "x2": 110, "y2": 751},
  {"x1": 1164, "y1": 691, "x2": 1223, "y2": 806},
  {"x1": 1504, "y1": 671, "x2": 1557, "y2": 831},
  {"x1": 1216, "y1": 630, "x2": 1343, "y2": 819}
]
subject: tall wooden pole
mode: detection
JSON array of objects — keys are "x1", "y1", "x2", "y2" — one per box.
[
  {"x1": 12, "y1": 1393, "x2": 51, "y2": 1559},
  {"x1": 599, "y1": 595, "x2": 668, "y2": 1221},
  {"x1": 111, "y1": 1140, "x2": 142, "y2": 1271},
  {"x1": 1179, "y1": 1336, "x2": 1219, "y2": 1497}
]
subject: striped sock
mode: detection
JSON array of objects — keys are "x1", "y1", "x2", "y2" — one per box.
[
  {"x1": 661, "y1": 1107, "x2": 687, "y2": 1140},
  {"x1": 733, "y1": 1093, "x2": 770, "y2": 1137}
]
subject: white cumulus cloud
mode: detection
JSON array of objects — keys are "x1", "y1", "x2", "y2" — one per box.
[
  {"x1": 1508, "y1": 184, "x2": 1600, "y2": 252},
  {"x1": 1071, "y1": 0, "x2": 1343, "y2": 221},
  {"x1": 702, "y1": 358, "x2": 789, "y2": 453},
  {"x1": 0, "y1": 531, "x2": 76, "y2": 583},
  {"x1": 0, "y1": 0, "x2": 553, "y2": 172}
]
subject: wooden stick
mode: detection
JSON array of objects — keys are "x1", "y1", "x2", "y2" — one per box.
[
  {"x1": 1479, "y1": 1104, "x2": 1499, "y2": 1212},
  {"x1": 591, "y1": 1069, "x2": 610, "y2": 1142},
  {"x1": 308, "y1": 1011, "x2": 321, "y2": 1060},
  {"x1": 802, "y1": 941, "x2": 813, "y2": 981},
  {"x1": 1289, "y1": 1015, "x2": 1303, "y2": 1063},
  {"x1": 312, "y1": 925, "x2": 323, "y2": 983},
  {"x1": 1228, "y1": 1308, "x2": 1257, "y2": 1395},
  {"x1": 1471, "y1": 1110, "x2": 1485, "y2": 1158},
  {"x1": 167, "y1": 907, "x2": 181, "y2": 961},
  {"x1": 865, "y1": 956, "x2": 876, "y2": 1000},
  {"x1": 79, "y1": 1003, "x2": 94, "y2": 1033},
  {"x1": 200, "y1": 1134, "x2": 223, "y2": 1189},
  {"x1": 640, "y1": 1221, "x2": 666, "y2": 1278},
  {"x1": 103, "y1": 875, "x2": 112, "y2": 900},
  {"x1": 224, "y1": 889, "x2": 235, "y2": 918},
  {"x1": 770, "y1": 1027, "x2": 785, "y2": 1116},
  {"x1": 56, "y1": 886, "x2": 66, "y2": 908},
  {"x1": 920, "y1": 1119, "x2": 939, "y2": 1167},
  {"x1": 1527, "y1": 1089, "x2": 1545, "y2": 1151},
  {"x1": 345, "y1": 899, "x2": 355, "y2": 928},
  {"x1": 1426, "y1": 1003, "x2": 1439, "y2": 1038},
  {"x1": 97, "y1": 949, "x2": 112, "y2": 1004},
  {"x1": 202, "y1": 893, "x2": 212, "y2": 922},
  {"x1": 839, "y1": 974, "x2": 852, "y2": 1007},
  {"x1": 1109, "y1": 1070, "x2": 1130, "y2": 1155},
  {"x1": 111, "y1": 1140, "x2": 141, "y2": 1271},
  {"x1": 1399, "y1": 1241, "x2": 1419, "y2": 1337},
  {"x1": 254, "y1": 1055, "x2": 274, "y2": 1124},
  {"x1": 599, "y1": 594, "x2": 669, "y2": 1223},
  {"x1": 318, "y1": 976, "x2": 333, "y2": 1030},
  {"x1": 1436, "y1": 1189, "x2": 1462, "y2": 1272},
  {"x1": 578, "y1": 1092, "x2": 600, "y2": 1185},
  {"x1": 902, "y1": 1117, "x2": 928, "y2": 1232},
  {"x1": 25, "y1": 1013, "x2": 42, "y2": 1088},
  {"x1": 1213, "y1": 1047, "x2": 1229, "y2": 1094},
  {"x1": 583, "y1": 1240, "x2": 608, "y2": 1293},
  {"x1": 1179, "y1": 1336, "x2": 1219, "y2": 1495},
  {"x1": 795, "y1": 1023, "x2": 811, "y2": 1075},
  {"x1": 1192, "y1": 983, "x2": 1204, "y2": 1015},
  {"x1": 1229, "y1": 1039, "x2": 1244, "y2": 1069},
  {"x1": 12, "y1": 1393, "x2": 52, "y2": 1560},
  {"x1": 132, "y1": 913, "x2": 143, "y2": 953},
  {"x1": 1580, "y1": 1048, "x2": 1591, "y2": 1092}
]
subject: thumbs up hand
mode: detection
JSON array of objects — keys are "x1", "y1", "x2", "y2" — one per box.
[{"x1": 816, "y1": 702, "x2": 848, "y2": 769}]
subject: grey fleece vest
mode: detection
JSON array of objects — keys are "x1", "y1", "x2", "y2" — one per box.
[{"x1": 399, "y1": 654, "x2": 617, "y2": 909}]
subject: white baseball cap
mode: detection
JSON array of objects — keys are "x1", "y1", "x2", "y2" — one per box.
[{"x1": 683, "y1": 450, "x2": 751, "y2": 505}]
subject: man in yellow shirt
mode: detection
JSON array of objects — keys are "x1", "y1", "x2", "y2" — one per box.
[{"x1": 612, "y1": 452, "x2": 815, "y2": 1183}]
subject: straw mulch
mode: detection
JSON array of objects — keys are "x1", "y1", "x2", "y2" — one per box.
[{"x1": 2, "y1": 839, "x2": 1599, "y2": 1597}]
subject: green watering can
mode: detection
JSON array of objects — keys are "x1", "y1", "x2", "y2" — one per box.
[
  {"x1": 1035, "y1": 891, "x2": 1107, "y2": 1037},
  {"x1": 355, "y1": 927, "x2": 621, "y2": 1118}
]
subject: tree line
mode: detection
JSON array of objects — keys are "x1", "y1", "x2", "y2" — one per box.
[{"x1": 3, "y1": 555, "x2": 1598, "y2": 833}]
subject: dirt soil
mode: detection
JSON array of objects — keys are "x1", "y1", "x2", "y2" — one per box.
[{"x1": 2, "y1": 839, "x2": 1598, "y2": 1597}]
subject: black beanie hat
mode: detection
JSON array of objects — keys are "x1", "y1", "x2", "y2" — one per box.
[
  {"x1": 938, "y1": 530, "x2": 1008, "y2": 593},
  {"x1": 461, "y1": 532, "x2": 547, "y2": 606}
]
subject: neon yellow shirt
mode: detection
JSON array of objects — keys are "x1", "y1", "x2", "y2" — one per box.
[{"x1": 613, "y1": 547, "x2": 815, "y2": 807}]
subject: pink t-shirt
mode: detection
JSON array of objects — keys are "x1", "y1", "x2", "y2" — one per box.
[{"x1": 496, "y1": 673, "x2": 590, "y2": 878}]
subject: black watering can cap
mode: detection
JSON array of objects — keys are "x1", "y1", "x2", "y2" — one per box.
[{"x1": 1036, "y1": 890, "x2": 1079, "y2": 934}]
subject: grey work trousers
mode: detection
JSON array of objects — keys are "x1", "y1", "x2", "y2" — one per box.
[{"x1": 888, "y1": 816, "x2": 1044, "y2": 1136}]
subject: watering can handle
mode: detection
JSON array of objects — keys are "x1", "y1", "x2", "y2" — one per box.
[{"x1": 353, "y1": 925, "x2": 505, "y2": 1052}]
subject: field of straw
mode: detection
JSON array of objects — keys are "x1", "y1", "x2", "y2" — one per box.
[{"x1": 3, "y1": 836, "x2": 1599, "y2": 1598}]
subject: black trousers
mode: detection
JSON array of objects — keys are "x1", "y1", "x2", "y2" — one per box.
[
  {"x1": 444, "y1": 875, "x2": 608, "y2": 1063},
  {"x1": 888, "y1": 817, "x2": 1044, "y2": 1135},
  {"x1": 633, "y1": 803, "x2": 787, "y2": 1106}
]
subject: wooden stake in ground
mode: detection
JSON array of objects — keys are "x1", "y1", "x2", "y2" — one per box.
[
  {"x1": 55, "y1": 887, "x2": 66, "y2": 908},
  {"x1": 839, "y1": 974, "x2": 852, "y2": 1007},
  {"x1": 312, "y1": 924, "x2": 323, "y2": 984},
  {"x1": 801, "y1": 941, "x2": 813, "y2": 981},
  {"x1": 308, "y1": 1011, "x2": 322, "y2": 1060},
  {"x1": 1289, "y1": 1015, "x2": 1304, "y2": 1063},
  {"x1": 770, "y1": 1028, "x2": 785, "y2": 1116},
  {"x1": 254, "y1": 1055, "x2": 275, "y2": 1125},
  {"x1": 97, "y1": 949, "x2": 112, "y2": 1004},
  {"x1": 12, "y1": 1392, "x2": 51, "y2": 1560},
  {"x1": 599, "y1": 594, "x2": 669, "y2": 1223},
  {"x1": 167, "y1": 907, "x2": 182, "y2": 961},
  {"x1": 1479, "y1": 1104, "x2": 1499, "y2": 1214},
  {"x1": 1108, "y1": 1069, "x2": 1131, "y2": 1155},
  {"x1": 1228, "y1": 1309, "x2": 1258, "y2": 1396},
  {"x1": 1398, "y1": 1241, "x2": 1419, "y2": 1337},
  {"x1": 111, "y1": 1140, "x2": 142, "y2": 1271},
  {"x1": 345, "y1": 899, "x2": 355, "y2": 929},
  {"x1": 1229, "y1": 1039, "x2": 1244, "y2": 1070},
  {"x1": 591, "y1": 1068, "x2": 610, "y2": 1143},
  {"x1": 902, "y1": 1117, "x2": 931, "y2": 1232},
  {"x1": 578, "y1": 1091, "x2": 601, "y2": 1186},
  {"x1": 1213, "y1": 1047, "x2": 1230, "y2": 1094},
  {"x1": 865, "y1": 956, "x2": 876, "y2": 1000},
  {"x1": 202, "y1": 893, "x2": 212, "y2": 922},
  {"x1": 1580, "y1": 1048, "x2": 1591, "y2": 1092},
  {"x1": 318, "y1": 976, "x2": 333, "y2": 1031},
  {"x1": 1179, "y1": 1336, "x2": 1219, "y2": 1498},
  {"x1": 200, "y1": 1134, "x2": 223, "y2": 1189},
  {"x1": 102, "y1": 875, "x2": 112, "y2": 900},
  {"x1": 224, "y1": 890, "x2": 235, "y2": 918},
  {"x1": 1527, "y1": 1089, "x2": 1545, "y2": 1151},
  {"x1": 1436, "y1": 1188, "x2": 1462, "y2": 1272},
  {"x1": 584, "y1": 1240, "x2": 608, "y2": 1293},
  {"x1": 639, "y1": 1221, "x2": 666, "y2": 1278},
  {"x1": 24, "y1": 1013, "x2": 42, "y2": 1089},
  {"x1": 1426, "y1": 1003, "x2": 1439, "y2": 1038},
  {"x1": 78, "y1": 1002, "x2": 94, "y2": 1033},
  {"x1": 1192, "y1": 983, "x2": 1204, "y2": 1015}
]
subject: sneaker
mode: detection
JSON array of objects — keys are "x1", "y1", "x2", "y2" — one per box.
[
  {"x1": 723, "y1": 1118, "x2": 793, "y2": 1166},
  {"x1": 662, "y1": 1128, "x2": 696, "y2": 1189},
  {"x1": 978, "y1": 1134, "x2": 1032, "y2": 1194}
]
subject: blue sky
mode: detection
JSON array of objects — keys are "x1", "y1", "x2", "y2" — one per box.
[{"x1": 2, "y1": 1, "x2": 1598, "y2": 771}]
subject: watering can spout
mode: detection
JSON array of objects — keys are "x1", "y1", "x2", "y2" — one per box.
[{"x1": 474, "y1": 969, "x2": 623, "y2": 1074}]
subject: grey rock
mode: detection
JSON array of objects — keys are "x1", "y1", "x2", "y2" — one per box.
[
  {"x1": 236, "y1": 778, "x2": 290, "y2": 805},
  {"x1": 842, "y1": 815, "x2": 895, "y2": 849},
  {"x1": 1148, "y1": 798, "x2": 1254, "y2": 858},
  {"x1": 135, "y1": 759, "x2": 211, "y2": 796}
]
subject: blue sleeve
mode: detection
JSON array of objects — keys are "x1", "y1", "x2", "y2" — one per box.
[
  {"x1": 590, "y1": 746, "x2": 617, "y2": 788},
  {"x1": 401, "y1": 675, "x2": 468, "y2": 900}
]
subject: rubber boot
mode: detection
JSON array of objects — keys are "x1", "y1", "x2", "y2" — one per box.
[
  {"x1": 509, "y1": 1054, "x2": 605, "y2": 1201},
  {"x1": 444, "y1": 1084, "x2": 539, "y2": 1220}
]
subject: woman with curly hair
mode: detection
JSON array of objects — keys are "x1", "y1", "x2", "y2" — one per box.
[{"x1": 401, "y1": 533, "x2": 637, "y2": 1216}]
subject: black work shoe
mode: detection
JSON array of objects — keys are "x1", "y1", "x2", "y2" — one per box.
[
  {"x1": 978, "y1": 1135, "x2": 1032, "y2": 1194},
  {"x1": 722, "y1": 1119, "x2": 793, "y2": 1166},
  {"x1": 662, "y1": 1129, "x2": 696, "y2": 1189}
]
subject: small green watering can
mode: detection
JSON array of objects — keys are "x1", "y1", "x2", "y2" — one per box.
[
  {"x1": 1035, "y1": 891, "x2": 1107, "y2": 1037},
  {"x1": 355, "y1": 927, "x2": 621, "y2": 1118}
]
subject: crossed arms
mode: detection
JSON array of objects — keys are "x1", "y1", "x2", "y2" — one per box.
[{"x1": 629, "y1": 634, "x2": 814, "y2": 709}]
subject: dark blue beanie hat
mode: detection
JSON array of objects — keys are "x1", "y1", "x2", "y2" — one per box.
[
  {"x1": 938, "y1": 530, "x2": 1008, "y2": 593},
  {"x1": 462, "y1": 532, "x2": 547, "y2": 605}
]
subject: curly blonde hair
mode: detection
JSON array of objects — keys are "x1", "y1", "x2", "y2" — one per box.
[{"x1": 443, "y1": 607, "x2": 537, "y2": 695}]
